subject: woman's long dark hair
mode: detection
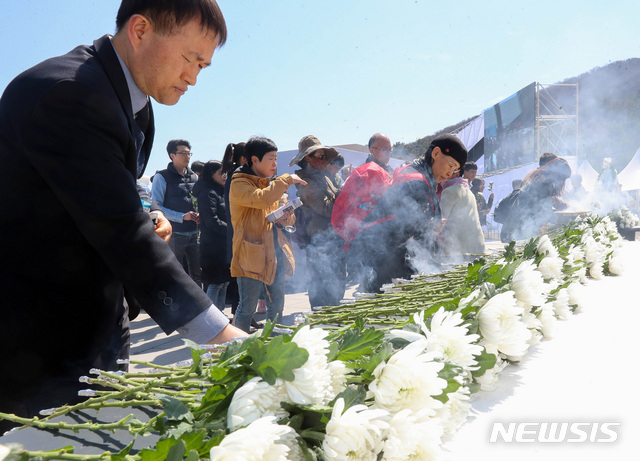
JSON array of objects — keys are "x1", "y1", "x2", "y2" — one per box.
[
  {"x1": 221, "y1": 142, "x2": 247, "y2": 175},
  {"x1": 522, "y1": 157, "x2": 571, "y2": 197},
  {"x1": 200, "y1": 160, "x2": 223, "y2": 189},
  {"x1": 470, "y1": 178, "x2": 484, "y2": 195}
]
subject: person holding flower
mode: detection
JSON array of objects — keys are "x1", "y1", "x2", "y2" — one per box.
[
  {"x1": 229, "y1": 137, "x2": 307, "y2": 332},
  {"x1": 471, "y1": 178, "x2": 494, "y2": 226}
]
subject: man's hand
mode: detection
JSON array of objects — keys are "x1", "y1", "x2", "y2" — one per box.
[
  {"x1": 183, "y1": 211, "x2": 200, "y2": 225},
  {"x1": 206, "y1": 324, "x2": 248, "y2": 344},
  {"x1": 153, "y1": 212, "x2": 172, "y2": 243}
]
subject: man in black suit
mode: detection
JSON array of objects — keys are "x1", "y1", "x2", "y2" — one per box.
[{"x1": 0, "y1": 0, "x2": 245, "y2": 428}]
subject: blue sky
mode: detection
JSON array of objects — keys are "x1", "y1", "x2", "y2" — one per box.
[{"x1": 2, "y1": 0, "x2": 638, "y2": 175}]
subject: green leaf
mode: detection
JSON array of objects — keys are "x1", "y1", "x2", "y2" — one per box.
[
  {"x1": 471, "y1": 349, "x2": 497, "y2": 378},
  {"x1": 438, "y1": 362, "x2": 464, "y2": 380},
  {"x1": 185, "y1": 450, "x2": 200, "y2": 461},
  {"x1": 165, "y1": 440, "x2": 187, "y2": 461},
  {"x1": 160, "y1": 396, "x2": 194, "y2": 423},
  {"x1": 433, "y1": 378, "x2": 462, "y2": 403},
  {"x1": 331, "y1": 385, "x2": 366, "y2": 410},
  {"x1": 249, "y1": 335, "x2": 309, "y2": 384},
  {"x1": 356, "y1": 341, "x2": 394, "y2": 381},
  {"x1": 139, "y1": 438, "x2": 180, "y2": 461},
  {"x1": 335, "y1": 327, "x2": 384, "y2": 362}
]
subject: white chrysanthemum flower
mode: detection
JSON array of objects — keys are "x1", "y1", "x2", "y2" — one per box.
[
  {"x1": 327, "y1": 360, "x2": 349, "y2": 400},
  {"x1": 576, "y1": 266, "x2": 588, "y2": 285},
  {"x1": 279, "y1": 427, "x2": 305, "y2": 461},
  {"x1": 553, "y1": 288, "x2": 571, "y2": 320},
  {"x1": 211, "y1": 416, "x2": 297, "y2": 461},
  {"x1": 382, "y1": 409, "x2": 443, "y2": 461},
  {"x1": 536, "y1": 256, "x2": 564, "y2": 281},
  {"x1": 607, "y1": 248, "x2": 624, "y2": 275},
  {"x1": 589, "y1": 262, "x2": 604, "y2": 280},
  {"x1": 537, "y1": 303, "x2": 557, "y2": 338},
  {"x1": 369, "y1": 341, "x2": 446, "y2": 416},
  {"x1": 567, "y1": 281, "x2": 585, "y2": 311},
  {"x1": 388, "y1": 329, "x2": 425, "y2": 343},
  {"x1": 566, "y1": 244, "x2": 585, "y2": 266},
  {"x1": 593, "y1": 221, "x2": 607, "y2": 237},
  {"x1": 414, "y1": 308, "x2": 483, "y2": 371},
  {"x1": 323, "y1": 398, "x2": 390, "y2": 461},
  {"x1": 434, "y1": 386, "x2": 472, "y2": 438},
  {"x1": 604, "y1": 218, "x2": 621, "y2": 239},
  {"x1": 536, "y1": 235, "x2": 559, "y2": 257},
  {"x1": 474, "y1": 356, "x2": 508, "y2": 392},
  {"x1": 286, "y1": 325, "x2": 333, "y2": 405},
  {"x1": 227, "y1": 377, "x2": 290, "y2": 431},
  {"x1": 519, "y1": 304, "x2": 542, "y2": 346},
  {"x1": 511, "y1": 260, "x2": 546, "y2": 307},
  {"x1": 582, "y1": 235, "x2": 606, "y2": 280},
  {"x1": 477, "y1": 291, "x2": 531, "y2": 361}
]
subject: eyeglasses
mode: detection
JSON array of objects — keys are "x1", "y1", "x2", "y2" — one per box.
[
  {"x1": 371, "y1": 146, "x2": 392, "y2": 153},
  {"x1": 445, "y1": 157, "x2": 460, "y2": 175},
  {"x1": 311, "y1": 153, "x2": 327, "y2": 161},
  {"x1": 175, "y1": 151, "x2": 192, "y2": 157}
]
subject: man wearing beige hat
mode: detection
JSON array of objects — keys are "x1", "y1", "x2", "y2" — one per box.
[{"x1": 290, "y1": 135, "x2": 346, "y2": 307}]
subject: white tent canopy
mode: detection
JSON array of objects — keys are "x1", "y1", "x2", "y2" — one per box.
[
  {"x1": 455, "y1": 114, "x2": 484, "y2": 152},
  {"x1": 574, "y1": 159, "x2": 599, "y2": 192},
  {"x1": 617, "y1": 145, "x2": 640, "y2": 191}
]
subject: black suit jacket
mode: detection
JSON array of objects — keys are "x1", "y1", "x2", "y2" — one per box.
[{"x1": 0, "y1": 35, "x2": 216, "y2": 419}]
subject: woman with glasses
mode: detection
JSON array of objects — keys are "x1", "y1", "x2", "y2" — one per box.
[{"x1": 351, "y1": 134, "x2": 468, "y2": 293}]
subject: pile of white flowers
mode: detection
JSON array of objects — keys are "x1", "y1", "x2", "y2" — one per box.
[
  {"x1": 206, "y1": 214, "x2": 623, "y2": 461},
  {"x1": 608, "y1": 205, "x2": 640, "y2": 229},
  {"x1": 1, "y1": 214, "x2": 625, "y2": 461}
]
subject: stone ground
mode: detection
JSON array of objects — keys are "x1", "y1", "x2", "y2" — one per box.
[{"x1": 128, "y1": 241, "x2": 506, "y2": 370}]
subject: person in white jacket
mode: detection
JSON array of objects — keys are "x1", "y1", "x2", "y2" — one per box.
[{"x1": 439, "y1": 176, "x2": 485, "y2": 260}]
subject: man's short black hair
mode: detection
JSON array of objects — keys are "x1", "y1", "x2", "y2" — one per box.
[
  {"x1": 191, "y1": 160, "x2": 205, "y2": 173},
  {"x1": 512, "y1": 179, "x2": 523, "y2": 189},
  {"x1": 245, "y1": 137, "x2": 277, "y2": 166},
  {"x1": 539, "y1": 152, "x2": 557, "y2": 167},
  {"x1": 463, "y1": 161, "x2": 478, "y2": 171},
  {"x1": 166, "y1": 139, "x2": 191, "y2": 157},
  {"x1": 116, "y1": 0, "x2": 227, "y2": 46}
]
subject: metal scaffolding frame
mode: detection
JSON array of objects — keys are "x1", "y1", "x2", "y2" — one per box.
[{"x1": 535, "y1": 82, "x2": 579, "y2": 159}]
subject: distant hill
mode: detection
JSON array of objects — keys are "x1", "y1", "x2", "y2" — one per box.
[{"x1": 393, "y1": 58, "x2": 640, "y2": 172}]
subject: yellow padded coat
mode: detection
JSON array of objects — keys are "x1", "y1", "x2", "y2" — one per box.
[{"x1": 229, "y1": 171, "x2": 297, "y2": 285}]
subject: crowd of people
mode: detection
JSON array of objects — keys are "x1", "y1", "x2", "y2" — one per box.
[
  {"x1": 47, "y1": 117, "x2": 588, "y2": 345},
  {"x1": 139, "y1": 132, "x2": 503, "y2": 335}
]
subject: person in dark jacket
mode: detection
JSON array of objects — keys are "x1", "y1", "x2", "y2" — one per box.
[
  {"x1": 194, "y1": 161, "x2": 231, "y2": 310},
  {"x1": 290, "y1": 135, "x2": 346, "y2": 307},
  {"x1": 222, "y1": 142, "x2": 247, "y2": 317},
  {"x1": 0, "y1": 0, "x2": 245, "y2": 431},
  {"x1": 502, "y1": 157, "x2": 571, "y2": 241},
  {"x1": 152, "y1": 139, "x2": 202, "y2": 285},
  {"x1": 352, "y1": 134, "x2": 468, "y2": 293}
]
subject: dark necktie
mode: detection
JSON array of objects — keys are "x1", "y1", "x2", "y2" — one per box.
[
  {"x1": 135, "y1": 102, "x2": 150, "y2": 134},
  {"x1": 134, "y1": 102, "x2": 150, "y2": 176}
]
